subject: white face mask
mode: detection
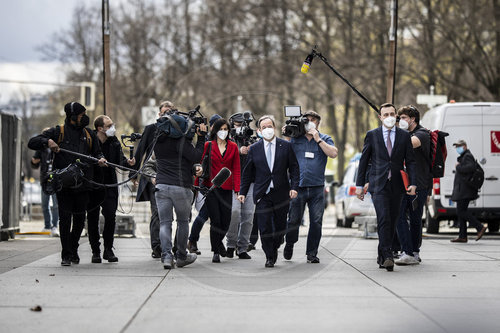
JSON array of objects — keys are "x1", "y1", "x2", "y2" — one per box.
[
  {"x1": 217, "y1": 130, "x2": 228, "y2": 140},
  {"x1": 383, "y1": 116, "x2": 396, "y2": 129},
  {"x1": 105, "y1": 125, "x2": 116, "y2": 137},
  {"x1": 399, "y1": 119, "x2": 409, "y2": 131},
  {"x1": 305, "y1": 121, "x2": 316, "y2": 131},
  {"x1": 262, "y1": 127, "x2": 275, "y2": 140}
]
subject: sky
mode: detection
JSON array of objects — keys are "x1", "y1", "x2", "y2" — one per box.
[{"x1": 0, "y1": 0, "x2": 99, "y2": 103}]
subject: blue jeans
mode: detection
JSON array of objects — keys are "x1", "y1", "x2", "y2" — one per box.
[
  {"x1": 189, "y1": 203, "x2": 209, "y2": 242},
  {"x1": 41, "y1": 191, "x2": 58, "y2": 229},
  {"x1": 155, "y1": 184, "x2": 193, "y2": 261},
  {"x1": 285, "y1": 186, "x2": 324, "y2": 257},
  {"x1": 396, "y1": 189, "x2": 427, "y2": 254},
  {"x1": 226, "y1": 184, "x2": 255, "y2": 253}
]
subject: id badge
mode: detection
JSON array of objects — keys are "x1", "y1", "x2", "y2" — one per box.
[{"x1": 305, "y1": 152, "x2": 314, "y2": 159}]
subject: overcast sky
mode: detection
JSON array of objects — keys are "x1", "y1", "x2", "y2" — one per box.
[{"x1": 0, "y1": 1, "x2": 101, "y2": 102}]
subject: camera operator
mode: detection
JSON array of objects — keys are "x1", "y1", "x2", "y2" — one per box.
[
  {"x1": 28, "y1": 102, "x2": 107, "y2": 266},
  {"x1": 130, "y1": 100, "x2": 174, "y2": 259},
  {"x1": 86, "y1": 115, "x2": 135, "y2": 264},
  {"x1": 282, "y1": 110, "x2": 338, "y2": 264},
  {"x1": 154, "y1": 114, "x2": 207, "y2": 269},
  {"x1": 225, "y1": 112, "x2": 256, "y2": 259}
]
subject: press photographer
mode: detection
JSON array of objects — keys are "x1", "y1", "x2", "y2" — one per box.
[
  {"x1": 28, "y1": 102, "x2": 107, "y2": 266},
  {"x1": 153, "y1": 106, "x2": 207, "y2": 269},
  {"x1": 225, "y1": 111, "x2": 257, "y2": 259},
  {"x1": 281, "y1": 108, "x2": 338, "y2": 264}
]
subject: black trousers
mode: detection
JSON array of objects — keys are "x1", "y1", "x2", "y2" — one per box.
[
  {"x1": 457, "y1": 199, "x2": 483, "y2": 239},
  {"x1": 255, "y1": 189, "x2": 289, "y2": 260},
  {"x1": 250, "y1": 214, "x2": 259, "y2": 246},
  {"x1": 56, "y1": 190, "x2": 90, "y2": 259},
  {"x1": 371, "y1": 180, "x2": 404, "y2": 263},
  {"x1": 206, "y1": 188, "x2": 233, "y2": 254},
  {"x1": 87, "y1": 187, "x2": 118, "y2": 253}
]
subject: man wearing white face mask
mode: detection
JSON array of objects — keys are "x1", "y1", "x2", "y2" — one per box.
[
  {"x1": 282, "y1": 110, "x2": 338, "y2": 264},
  {"x1": 86, "y1": 115, "x2": 135, "y2": 263},
  {"x1": 238, "y1": 115, "x2": 300, "y2": 268},
  {"x1": 355, "y1": 103, "x2": 417, "y2": 272},
  {"x1": 395, "y1": 105, "x2": 432, "y2": 265}
]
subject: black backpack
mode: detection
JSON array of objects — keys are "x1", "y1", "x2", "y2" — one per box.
[{"x1": 468, "y1": 160, "x2": 484, "y2": 190}]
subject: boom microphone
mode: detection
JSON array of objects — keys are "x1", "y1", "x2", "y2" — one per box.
[{"x1": 301, "y1": 51, "x2": 315, "y2": 74}]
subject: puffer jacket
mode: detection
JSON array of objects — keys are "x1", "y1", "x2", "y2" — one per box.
[{"x1": 451, "y1": 149, "x2": 479, "y2": 201}]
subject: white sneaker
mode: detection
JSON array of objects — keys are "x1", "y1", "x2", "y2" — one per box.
[
  {"x1": 41, "y1": 228, "x2": 51, "y2": 233},
  {"x1": 395, "y1": 253, "x2": 419, "y2": 266},
  {"x1": 50, "y1": 227, "x2": 60, "y2": 237},
  {"x1": 413, "y1": 252, "x2": 421, "y2": 262}
]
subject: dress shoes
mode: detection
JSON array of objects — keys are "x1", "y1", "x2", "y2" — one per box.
[
  {"x1": 307, "y1": 255, "x2": 320, "y2": 264},
  {"x1": 103, "y1": 248, "x2": 119, "y2": 262},
  {"x1": 476, "y1": 226, "x2": 487, "y2": 241},
  {"x1": 70, "y1": 253, "x2": 80, "y2": 264},
  {"x1": 61, "y1": 258, "x2": 71, "y2": 266},
  {"x1": 227, "y1": 248, "x2": 235, "y2": 258},
  {"x1": 383, "y1": 258, "x2": 394, "y2": 272},
  {"x1": 219, "y1": 245, "x2": 227, "y2": 258},
  {"x1": 212, "y1": 253, "x2": 221, "y2": 263},
  {"x1": 187, "y1": 240, "x2": 201, "y2": 255},
  {"x1": 91, "y1": 252, "x2": 102, "y2": 263},
  {"x1": 283, "y1": 243, "x2": 293, "y2": 260},
  {"x1": 450, "y1": 238, "x2": 468, "y2": 243},
  {"x1": 238, "y1": 252, "x2": 251, "y2": 259},
  {"x1": 265, "y1": 259, "x2": 274, "y2": 268},
  {"x1": 247, "y1": 244, "x2": 256, "y2": 252}
]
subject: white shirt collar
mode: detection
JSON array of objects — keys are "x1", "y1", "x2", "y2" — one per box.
[{"x1": 265, "y1": 137, "x2": 277, "y2": 146}]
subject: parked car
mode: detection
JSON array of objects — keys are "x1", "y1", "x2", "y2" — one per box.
[
  {"x1": 334, "y1": 153, "x2": 376, "y2": 227},
  {"x1": 421, "y1": 102, "x2": 500, "y2": 233},
  {"x1": 22, "y1": 181, "x2": 42, "y2": 206}
]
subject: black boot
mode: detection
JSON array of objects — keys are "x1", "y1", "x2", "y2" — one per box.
[
  {"x1": 103, "y1": 248, "x2": 118, "y2": 262},
  {"x1": 92, "y1": 252, "x2": 102, "y2": 263}
]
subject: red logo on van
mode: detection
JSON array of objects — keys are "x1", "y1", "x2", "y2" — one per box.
[{"x1": 492, "y1": 131, "x2": 500, "y2": 153}]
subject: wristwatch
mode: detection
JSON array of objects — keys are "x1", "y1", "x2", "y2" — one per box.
[{"x1": 316, "y1": 139, "x2": 323, "y2": 144}]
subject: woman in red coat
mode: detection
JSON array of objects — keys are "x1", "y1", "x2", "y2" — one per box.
[{"x1": 198, "y1": 118, "x2": 241, "y2": 263}]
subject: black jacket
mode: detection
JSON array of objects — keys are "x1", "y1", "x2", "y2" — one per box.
[
  {"x1": 130, "y1": 123, "x2": 158, "y2": 202},
  {"x1": 451, "y1": 149, "x2": 479, "y2": 201},
  {"x1": 32, "y1": 148, "x2": 54, "y2": 180},
  {"x1": 92, "y1": 134, "x2": 129, "y2": 186},
  {"x1": 28, "y1": 120, "x2": 104, "y2": 191}
]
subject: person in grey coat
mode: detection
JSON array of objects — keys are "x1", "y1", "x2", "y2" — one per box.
[{"x1": 450, "y1": 139, "x2": 487, "y2": 243}]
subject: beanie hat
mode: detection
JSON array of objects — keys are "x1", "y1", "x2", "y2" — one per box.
[
  {"x1": 64, "y1": 102, "x2": 86, "y2": 117},
  {"x1": 209, "y1": 114, "x2": 222, "y2": 127}
]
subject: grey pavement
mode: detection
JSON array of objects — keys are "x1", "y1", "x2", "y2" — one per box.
[{"x1": 1, "y1": 216, "x2": 499, "y2": 333}]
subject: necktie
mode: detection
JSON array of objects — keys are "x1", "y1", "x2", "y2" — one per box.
[
  {"x1": 266, "y1": 142, "x2": 273, "y2": 170},
  {"x1": 387, "y1": 129, "x2": 392, "y2": 179}
]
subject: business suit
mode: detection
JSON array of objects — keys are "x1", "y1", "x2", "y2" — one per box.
[
  {"x1": 240, "y1": 137, "x2": 299, "y2": 264},
  {"x1": 356, "y1": 126, "x2": 416, "y2": 266}
]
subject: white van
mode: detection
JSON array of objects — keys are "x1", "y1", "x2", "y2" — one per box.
[{"x1": 421, "y1": 102, "x2": 500, "y2": 233}]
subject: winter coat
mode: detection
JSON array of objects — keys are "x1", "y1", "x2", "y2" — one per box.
[{"x1": 451, "y1": 149, "x2": 479, "y2": 201}]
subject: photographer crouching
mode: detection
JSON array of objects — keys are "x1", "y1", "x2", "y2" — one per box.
[
  {"x1": 154, "y1": 108, "x2": 207, "y2": 269},
  {"x1": 28, "y1": 102, "x2": 107, "y2": 266},
  {"x1": 282, "y1": 108, "x2": 338, "y2": 264},
  {"x1": 86, "y1": 115, "x2": 135, "y2": 264}
]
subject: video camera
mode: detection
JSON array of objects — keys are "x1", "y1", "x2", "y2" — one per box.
[
  {"x1": 157, "y1": 105, "x2": 207, "y2": 139},
  {"x1": 283, "y1": 105, "x2": 309, "y2": 138},
  {"x1": 121, "y1": 133, "x2": 142, "y2": 159},
  {"x1": 229, "y1": 111, "x2": 257, "y2": 146}
]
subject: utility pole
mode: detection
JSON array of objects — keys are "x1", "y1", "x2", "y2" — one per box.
[
  {"x1": 386, "y1": 0, "x2": 398, "y2": 104},
  {"x1": 102, "y1": 0, "x2": 112, "y2": 117}
]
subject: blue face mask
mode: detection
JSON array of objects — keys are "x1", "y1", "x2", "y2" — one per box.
[{"x1": 456, "y1": 146, "x2": 464, "y2": 155}]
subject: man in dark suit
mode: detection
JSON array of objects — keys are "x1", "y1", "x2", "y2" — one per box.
[
  {"x1": 238, "y1": 115, "x2": 300, "y2": 268},
  {"x1": 355, "y1": 103, "x2": 417, "y2": 271},
  {"x1": 130, "y1": 100, "x2": 174, "y2": 258}
]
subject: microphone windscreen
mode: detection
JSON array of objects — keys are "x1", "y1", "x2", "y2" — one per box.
[{"x1": 211, "y1": 167, "x2": 231, "y2": 187}]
